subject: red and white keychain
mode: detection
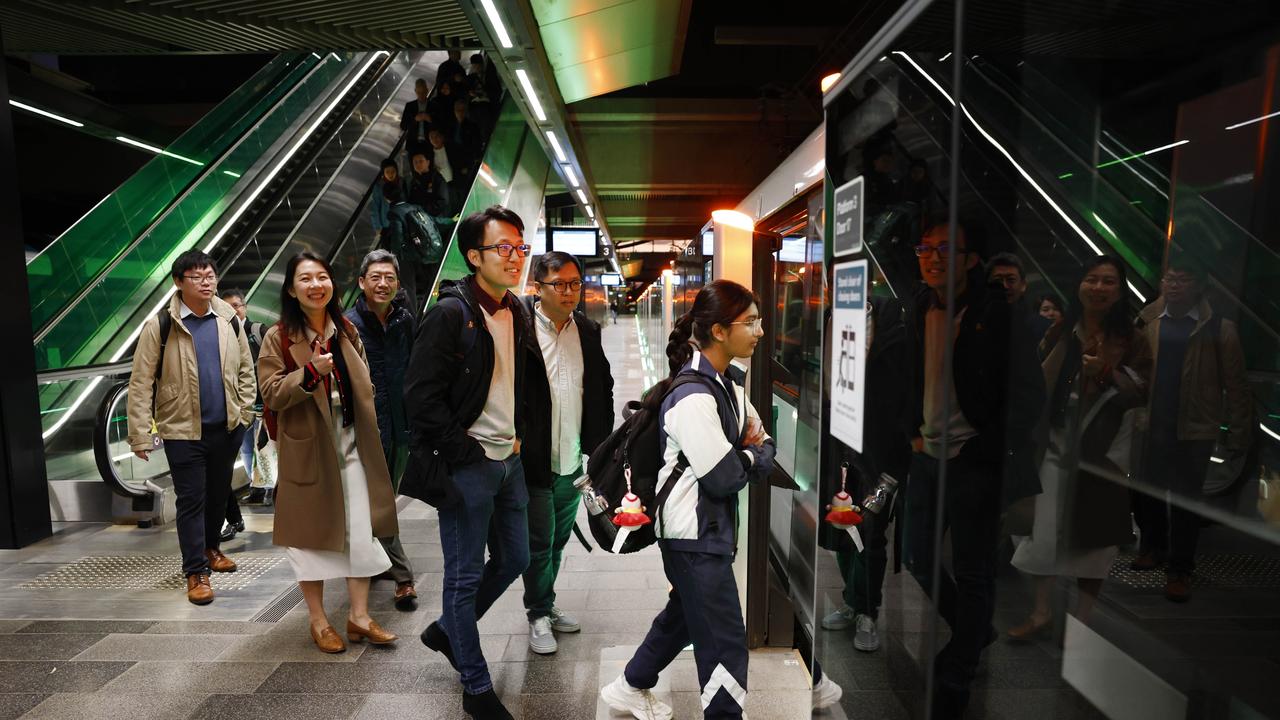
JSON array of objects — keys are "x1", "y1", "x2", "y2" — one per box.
[
  {"x1": 611, "y1": 464, "x2": 651, "y2": 553},
  {"x1": 824, "y1": 462, "x2": 865, "y2": 552}
]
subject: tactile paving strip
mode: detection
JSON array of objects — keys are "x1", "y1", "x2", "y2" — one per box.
[
  {"x1": 1111, "y1": 552, "x2": 1280, "y2": 589},
  {"x1": 18, "y1": 555, "x2": 282, "y2": 591}
]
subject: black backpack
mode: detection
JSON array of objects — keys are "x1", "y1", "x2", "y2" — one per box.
[{"x1": 582, "y1": 372, "x2": 731, "y2": 554}]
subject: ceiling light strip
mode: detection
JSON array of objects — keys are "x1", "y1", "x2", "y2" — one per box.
[
  {"x1": 9, "y1": 99, "x2": 83, "y2": 127},
  {"x1": 478, "y1": 0, "x2": 513, "y2": 48},
  {"x1": 516, "y1": 69, "x2": 547, "y2": 122},
  {"x1": 545, "y1": 130, "x2": 567, "y2": 162}
]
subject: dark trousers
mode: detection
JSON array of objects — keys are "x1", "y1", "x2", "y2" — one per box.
[
  {"x1": 902, "y1": 448, "x2": 1001, "y2": 710},
  {"x1": 437, "y1": 455, "x2": 530, "y2": 694},
  {"x1": 625, "y1": 548, "x2": 748, "y2": 719},
  {"x1": 164, "y1": 423, "x2": 245, "y2": 577},
  {"x1": 225, "y1": 492, "x2": 242, "y2": 527},
  {"x1": 379, "y1": 439, "x2": 414, "y2": 584},
  {"x1": 837, "y1": 505, "x2": 891, "y2": 618},
  {"x1": 1135, "y1": 437, "x2": 1214, "y2": 575},
  {"x1": 522, "y1": 471, "x2": 580, "y2": 620}
]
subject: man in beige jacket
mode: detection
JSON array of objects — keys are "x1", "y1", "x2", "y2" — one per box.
[{"x1": 127, "y1": 249, "x2": 257, "y2": 605}]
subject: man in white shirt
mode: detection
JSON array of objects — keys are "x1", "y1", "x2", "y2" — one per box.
[{"x1": 519, "y1": 252, "x2": 615, "y2": 654}]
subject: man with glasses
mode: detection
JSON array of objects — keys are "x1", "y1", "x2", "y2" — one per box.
[
  {"x1": 986, "y1": 251, "x2": 1053, "y2": 341},
  {"x1": 1133, "y1": 255, "x2": 1251, "y2": 602},
  {"x1": 519, "y1": 251, "x2": 614, "y2": 654},
  {"x1": 902, "y1": 222, "x2": 1044, "y2": 718},
  {"x1": 403, "y1": 206, "x2": 531, "y2": 720},
  {"x1": 127, "y1": 250, "x2": 256, "y2": 605}
]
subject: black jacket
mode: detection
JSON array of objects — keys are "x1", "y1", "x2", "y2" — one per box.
[
  {"x1": 400, "y1": 278, "x2": 528, "y2": 506},
  {"x1": 903, "y1": 272, "x2": 1045, "y2": 506},
  {"x1": 400, "y1": 99, "x2": 433, "y2": 146},
  {"x1": 345, "y1": 296, "x2": 415, "y2": 455},
  {"x1": 406, "y1": 169, "x2": 448, "y2": 217},
  {"x1": 520, "y1": 297, "x2": 615, "y2": 489}
]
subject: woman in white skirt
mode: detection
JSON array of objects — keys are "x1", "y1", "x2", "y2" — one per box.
[
  {"x1": 1008, "y1": 257, "x2": 1151, "y2": 640},
  {"x1": 259, "y1": 252, "x2": 401, "y2": 653}
]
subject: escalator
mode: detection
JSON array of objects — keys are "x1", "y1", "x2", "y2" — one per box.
[{"x1": 33, "y1": 50, "x2": 451, "y2": 520}]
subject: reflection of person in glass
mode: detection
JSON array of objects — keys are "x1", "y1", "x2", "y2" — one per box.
[
  {"x1": 900, "y1": 222, "x2": 1044, "y2": 718},
  {"x1": 1009, "y1": 256, "x2": 1152, "y2": 637},
  {"x1": 1132, "y1": 255, "x2": 1251, "y2": 602},
  {"x1": 820, "y1": 298, "x2": 911, "y2": 652}
]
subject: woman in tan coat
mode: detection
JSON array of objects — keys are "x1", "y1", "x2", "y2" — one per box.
[{"x1": 259, "y1": 251, "x2": 400, "y2": 653}]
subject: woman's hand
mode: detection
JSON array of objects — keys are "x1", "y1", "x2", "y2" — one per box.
[{"x1": 310, "y1": 340, "x2": 334, "y2": 376}]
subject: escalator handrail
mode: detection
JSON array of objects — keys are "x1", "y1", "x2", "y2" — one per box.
[
  {"x1": 37, "y1": 360, "x2": 133, "y2": 385},
  {"x1": 93, "y1": 380, "x2": 151, "y2": 500},
  {"x1": 32, "y1": 54, "x2": 327, "y2": 345}
]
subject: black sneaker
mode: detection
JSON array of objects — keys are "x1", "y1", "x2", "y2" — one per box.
[
  {"x1": 421, "y1": 621, "x2": 458, "y2": 670},
  {"x1": 462, "y1": 689, "x2": 513, "y2": 720},
  {"x1": 219, "y1": 521, "x2": 244, "y2": 542}
]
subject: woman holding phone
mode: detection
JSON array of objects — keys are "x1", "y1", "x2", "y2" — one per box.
[
  {"x1": 600, "y1": 279, "x2": 777, "y2": 720},
  {"x1": 259, "y1": 252, "x2": 400, "y2": 654}
]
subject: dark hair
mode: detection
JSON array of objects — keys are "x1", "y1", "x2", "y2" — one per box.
[
  {"x1": 457, "y1": 206, "x2": 525, "y2": 272},
  {"x1": 1037, "y1": 294, "x2": 1064, "y2": 313},
  {"x1": 921, "y1": 215, "x2": 985, "y2": 259},
  {"x1": 379, "y1": 158, "x2": 398, "y2": 174},
  {"x1": 644, "y1": 280, "x2": 758, "y2": 408},
  {"x1": 1069, "y1": 255, "x2": 1133, "y2": 340},
  {"x1": 985, "y1": 252, "x2": 1025, "y2": 280},
  {"x1": 219, "y1": 288, "x2": 246, "y2": 302},
  {"x1": 414, "y1": 78, "x2": 428, "y2": 88},
  {"x1": 171, "y1": 249, "x2": 217, "y2": 281},
  {"x1": 470, "y1": 53, "x2": 484, "y2": 65},
  {"x1": 1165, "y1": 252, "x2": 1207, "y2": 284},
  {"x1": 410, "y1": 150, "x2": 430, "y2": 164},
  {"x1": 280, "y1": 252, "x2": 355, "y2": 343},
  {"x1": 533, "y1": 251, "x2": 583, "y2": 282}
]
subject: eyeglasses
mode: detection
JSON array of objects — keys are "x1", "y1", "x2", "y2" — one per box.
[
  {"x1": 913, "y1": 244, "x2": 962, "y2": 258},
  {"x1": 990, "y1": 274, "x2": 1022, "y2": 288},
  {"x1": 729, "y1": 318, "x2": 763, "y2": 332},
  {"x1": 364, "y1": 272, "x2": 398, "y2": 284},
  {"x1": 476, "y1": 243, "x2": 531, "y2": 258},
  {"x1": 183, "y1": 274, "x2": 217, "y2": 285},
  {"x1": 536, "y1": 279, "x2": 583, "y2": 294},
  {"x1": 1162, "y1": 274, "x2": 1197, "y2": 287}
]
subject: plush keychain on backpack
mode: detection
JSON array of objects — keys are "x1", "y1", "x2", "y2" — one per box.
[
  {"x1": 825, "y1": 462, "x2": 865, "y2": 551},
  {"x1": 612, "y1": 466, "x2": 651, "y2": 528}
]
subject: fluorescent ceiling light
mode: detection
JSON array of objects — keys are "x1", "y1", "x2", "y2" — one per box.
[
  {"x1": 576, "y1": 188, "x2": 588, "y2": 204},
  {"x1": 1225, "y1": 109, "x2": 1280, "y2": 130},
  {"x1": 517, "y1": 69, "x2": 547, "y2": 122},
  {"x1": 562, "y1": 164, "x2": 580, "y2": 188},
  {"x1": 820, "y1": 73, "x2": 841, "y2": 93},
  {"x1": 938, "y1": 52, "x2": 952, "y2": 62},
  {"x1": 584, "y1": 205, "x2": 595, "y2": 218},
  {"x1": 223, "y1": 170, "x2": 241, "y2": 178},
  {"x1": 545, "y1": 130, "x2": 567, "y2": 162},
  {"x1": 1091, "y1": 212, "x2": 1116, "y2": 238},
  {"x1": 479, "y1": 0, "x2": 513, "y2": 48},
  {"x1": 115, "y1": 136, "x2": 203, "y2": 166},
  {"x1": 9, "y1": 100, "x2": 83, "y2": 127},
  {"x1": 311, "y1": 52, "x2": 321, "y2": 60},
  {"x1": 1261, "y1": 422, "x2": 1280, "y2": 443}
]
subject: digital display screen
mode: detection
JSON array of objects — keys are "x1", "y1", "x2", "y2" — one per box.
[
  {"x1": 778, "y1": 235, "x2": 807, "y2": 263},
  {"x1": 529, "y1": 228, "x2": 547, "y2": 256},
  {"x1": 702, "y1": 230, "x2": 714, "y2": 255},
  {"x1": 600, "y1": 273, "x2": 622, "y2": 287},
  {"x1": 550, "y1": 228, "x2": 597, "y2": 256}
]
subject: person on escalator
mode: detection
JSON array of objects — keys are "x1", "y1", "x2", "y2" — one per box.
[
  {"x1": 429, "y1": 80, "x2": 460, "y2": 137},
  {"x1": 601, "y1": 280, "x2": 776, "y2": 720},
  {"x1": 467, "y1": 54, "x2": 494, "y2": 132},
  {"x1": 400, "y1": 78, "x2": 434, "y2": 160},
  {"x1": 370, "y1": 158, "x2": 406, "y2": 245},
  {"x1": 986, "y1": 252, "x2": 1053, "y2": 340},
  {"x1": 436, "y1": 50, "x2": 466, "y2": 95},
  {"x1": 345, "y1": 250, "x2": 419, "y2": 612},
  {"x1": 407, "y1": 151, "x2": 448, "y2": 217},
  {"x1": 862, "y1": 140, "x2": 901, "y2": 211},
  {"x1": 126, "y1": 250, "x2": 256, "y2": 606},
  {"x1": 428, "y1": 128, "x2": 470, "y2": 215},
  {"x1": 450, "y1": 99, "x2": 484, "y2": 167}
]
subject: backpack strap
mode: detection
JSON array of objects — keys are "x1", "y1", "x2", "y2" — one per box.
[
  {"x1": 440, "y1": 295, "x2": 480, "y2": 358},
  {"x1": 152, "y1": 310, "x2": 173, "y2": 415}
]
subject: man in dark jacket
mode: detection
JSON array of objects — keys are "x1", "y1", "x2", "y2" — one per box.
[
  {"x1": 519, "y1": 251, "x2": 614, "y2": 655},
  {"x1": 400, "y1": 78, "x2": 434, "y2": 159},
  {"x1": 344, "y1": 250, "x2": 418, "y2": 611},
  {"x1": 402, "y1": 206, "x2": 531, "y2": 720},
  {"x1": 901, "y1": 222, "x2": 1044, "y2": 719}
]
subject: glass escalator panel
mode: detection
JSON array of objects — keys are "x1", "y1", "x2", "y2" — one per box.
[{"x1": 27, "y1": 52, "x2": 315, "y2": 334}]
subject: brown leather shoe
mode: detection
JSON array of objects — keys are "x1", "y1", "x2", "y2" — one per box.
[
  {"x1": 394, "y1": 582, "x2": 418, "y2": 611},
  {"x1": 347, "y1": 618, "x2": 398, "y2": 645},
  {"x1": 1165, "y1": 573, "x2": 1192, "y2": 603},
  {"x1": 205, "y1": 548, "x2": 237, "y2": 573},
  {"x1": 186, "y1": 574, "x2": 214, "y2": 605},
  {"x1": 311, "y1": 624, "x2": 346, "y2": 654},
  {"x1": 1005, "y1": 616, "x2": 1050, "y2": 642},
  {"x1": 1130, "y1": 551, "x2": 1163, "y2": 571}
]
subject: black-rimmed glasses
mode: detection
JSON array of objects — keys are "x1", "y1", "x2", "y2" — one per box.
[
  {"x1": 536, "y1": 280, "x2": 583, "y2": 294},
  {"x1": 476, "y1": 243, "x2": 532, "y2": 258}
]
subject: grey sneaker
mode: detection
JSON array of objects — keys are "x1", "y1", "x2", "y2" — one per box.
[
  {"x1": 528, "y1": 616, "x2": 557, "y2": 655},
  {"x1": 821, "y1": 604, "x2": 857, "y2": 631},
  {"x1": 854, "y1": 613, "x2": 880, "y2": 652},
  {"x1": 600, "y1": 675, "x2": 673, "y2": 720},
  {"x1": 549, "y1": 605, "x2": 581, "y2": 633}
]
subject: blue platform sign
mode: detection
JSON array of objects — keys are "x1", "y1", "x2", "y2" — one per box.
[
  {"x1": 830, "y1": 260, "x2": 868, "y2": 451},
  {"x1": 832, "y1": 176, "x2": 864, "y2": 257}
]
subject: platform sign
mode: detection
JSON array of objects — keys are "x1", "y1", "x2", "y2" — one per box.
[
  {"x1": 832, "y1": 176, "x2": 864, "y2": 257},
  {"x1": 829, "y1": 259, "x2": 868, "y2": 451}
]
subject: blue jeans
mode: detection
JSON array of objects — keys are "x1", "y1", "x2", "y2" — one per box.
[
  {"x1": 437, "y1": 455, "x2": 530, "y2": 694},
  {"x1": 239, "y1": 416, "x2": 259, "y2": 478}
]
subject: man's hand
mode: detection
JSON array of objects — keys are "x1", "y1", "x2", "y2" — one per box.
[
  {"x1": 133, "y1": 450, "x2": 151, "y2": 462},
  {"x1": 911, "y1": 437, "x2": 925, "y2": 453},
  {"x1": 742, "y1": 418, "x2": 765, "y2": 448},
  {"x1": 513, "y1": 439, "x2": 522, "y2": 455},
  {"x1": 415, "y1": 112, "x2": 430, "y2": 122},
  {"x1": 310, "y1": 340, "x2": 334, "y2": 376}
]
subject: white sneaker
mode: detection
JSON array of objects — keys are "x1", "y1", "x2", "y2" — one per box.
[
  {"x1": 853, "y1": 613, "x2": 880, "y2": 652},
  {"x1": 600, "y1": 675, "x2": 673, "y2": 720},
  {"x1": 528, "y1": 616, "x2": 557, "y2": 654},
  {"x1": 813, "y1": 674, "x2": 843, "y2": 710},
  {"x1": 820, "y1": 604, "x2": 857, "y2": 631},
  {"x1": 549, "y1": 605, "x2": 581, "y2": 633}
]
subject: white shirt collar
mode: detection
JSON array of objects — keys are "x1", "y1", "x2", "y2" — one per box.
[
  {"x1": 534, "y1": 301, "x2": 576, "y2": 333},
  {"x1": 179, "y1": 300, "x2": 214, "y2": 319},
  {"x1": 1159, "y1": 304, "x2": 1200, "y2": 322}
]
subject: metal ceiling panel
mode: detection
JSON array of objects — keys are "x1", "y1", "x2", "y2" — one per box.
[{"x1": 531, "y1": 0, "x2": 691, "y2": 103}]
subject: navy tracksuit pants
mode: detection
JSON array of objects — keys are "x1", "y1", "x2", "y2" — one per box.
[{"x1": 625, "y1": 546, "x2": 748, "y2": 718}]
